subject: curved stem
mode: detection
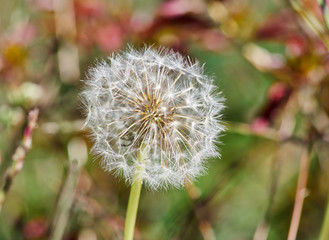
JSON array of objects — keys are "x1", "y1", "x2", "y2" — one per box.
[{"x1": 124, "y1": 146, "x2": 147, "y2": 240}]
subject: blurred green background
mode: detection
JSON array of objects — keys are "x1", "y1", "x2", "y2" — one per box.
[{"x1": 1, "y1": 0, "x2": 329, "y2": 239}]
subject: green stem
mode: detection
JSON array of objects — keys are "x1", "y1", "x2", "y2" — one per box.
[
  {"x1": 319, "y1": 191, "x2": 329, "y2": 240},
  {"x1": 124, "y1": 146, "x2": 147, "y2": 240}
]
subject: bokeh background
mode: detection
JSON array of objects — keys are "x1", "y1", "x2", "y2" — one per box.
[{"x1": 1, "y1": 0, "x2": 329, "y2": 239}]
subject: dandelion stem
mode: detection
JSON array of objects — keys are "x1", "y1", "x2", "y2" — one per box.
[
  {"x1": 124, "y1": 145, "x2": 147, "y2": 240},
  {"x1": 124, "y1": 178, "x2": 143, "y2": 240}
]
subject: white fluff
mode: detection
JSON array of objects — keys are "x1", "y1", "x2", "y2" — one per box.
[{"x1": 81, "y1": 46, "x2": 225, "y2": 190}]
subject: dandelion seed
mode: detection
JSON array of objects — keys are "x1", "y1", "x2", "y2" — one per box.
[{"x1": 81, "y1": 46, "x2": 225, "y2": 190}]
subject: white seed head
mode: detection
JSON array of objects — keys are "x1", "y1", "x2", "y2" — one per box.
[{"x1": 81, "y1": 46, "x2": 225, "y2": 190}]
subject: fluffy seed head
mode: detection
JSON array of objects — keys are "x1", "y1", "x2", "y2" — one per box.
[{"x1": 82, "y1": 46, "x2": 225, "y2": 190}]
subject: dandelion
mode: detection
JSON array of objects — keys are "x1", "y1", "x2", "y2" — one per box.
[{"x1": 81, "y1": 46, "x2": 224, "y2": 240}]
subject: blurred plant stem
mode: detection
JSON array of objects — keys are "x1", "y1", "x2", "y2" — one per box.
[
  {"x1": 49, "y1": 138, "x2": 87, "y2": 240},
  {"x1": 0, "y1": 108, "x2": 39, "y2": 212},
  {"x1": 54, "y1": 0, "x2": 80, "y2": 83},
  {"x1": 320, "y1": 189, "x2": 329, "y2": 240},
  {"x1": 226, "y1": 121, "x2": 277, "y2": 141},
  {"x1": 186, "y1": 182, "x2": 216, "y2": 240},
  {"x1": 253, "y1": 93, "x2": 298, "y2": 240},
  {"x1": 287, "y1": 146, "x2": 311, "y2": 240},
  {"x1": 253, "y1": 152, "x2": 283, "y2": 240},
  {"x1": 289, "y1": 0, "x2": 329, "y2": 51},
  {"x1": 124, "y1": 145, "x2": 147, "y2": 240},
  {"x1": 288, "y1": 2, "x2": 329, "y2": 237},
  {"x1": 226, "y1": 121, "x2": 307, "y2": 146},
  {"x1": 318, "y1": 0, "x2": 329, "y2": 32},
  {"x1": 49, "y1": 163, "x2": 78, "y2": 240}
]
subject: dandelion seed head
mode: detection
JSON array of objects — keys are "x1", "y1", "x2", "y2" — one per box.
[{"x1": 81, "y1": 46, "x2": 225, "y2": 190}]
